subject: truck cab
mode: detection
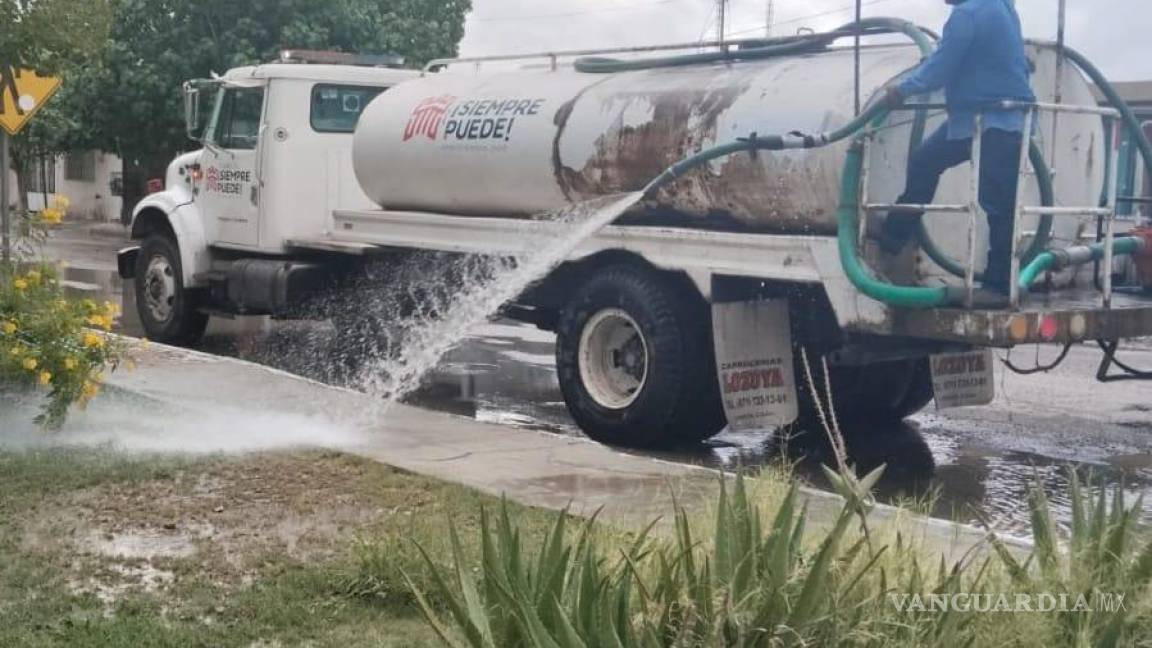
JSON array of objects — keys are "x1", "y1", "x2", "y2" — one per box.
[{"x1": 119, "y1": 54, "x2": 418, "y2": 343}]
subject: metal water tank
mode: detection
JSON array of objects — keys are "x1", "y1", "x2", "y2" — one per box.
[{"x1": 353, "y1": 43, "x2": 1103, "y2": 240}]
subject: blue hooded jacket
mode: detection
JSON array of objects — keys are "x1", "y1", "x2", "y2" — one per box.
[{"x1": 898, "y1": 0, "x2": 1036, "y2": 139}]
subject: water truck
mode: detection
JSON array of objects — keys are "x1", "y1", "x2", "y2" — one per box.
[{"x1": 117, "y1": 24, "x2": 1152, "y2": 449}]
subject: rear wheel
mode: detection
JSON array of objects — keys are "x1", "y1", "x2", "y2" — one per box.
[
  {"x1": 134, "y1": 234, "x2": 208, "y2": 346},
  {"x1": 556, "y1": 264, "x2": 726, "y2": 448},
  {"x1": 801, "y1": 358, "x2": 934, "y2": 424}
]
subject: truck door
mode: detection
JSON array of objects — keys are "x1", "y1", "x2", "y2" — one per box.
[{"x1": 200, "y1": 85, "x2": 265, "y2": 247}]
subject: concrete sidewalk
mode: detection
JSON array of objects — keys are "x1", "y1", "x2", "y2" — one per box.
[{"x1": 2, "y1": 339, "x2": 1023, "y2": 560}]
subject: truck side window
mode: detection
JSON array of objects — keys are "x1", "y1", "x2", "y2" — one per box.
[
  {"x1": 311, "y1": 84, "x2": 385, "y2": 133},
  {"x1": 214, "y1": 87, "x2": 265, "y2": 150}
]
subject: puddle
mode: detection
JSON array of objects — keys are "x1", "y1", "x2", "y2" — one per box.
[
  {"x1": 84, "y1": 529, "x2": 197, "y2": 560},
  {"x1": 29, "y1": 228, "x2": 1152, "y2": 538},
  {"x1": 69, "y1": 562, "x2": 177, "y2": 614}
]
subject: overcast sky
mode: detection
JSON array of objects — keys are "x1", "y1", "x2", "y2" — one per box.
[{"x1": 458, "y1": 0, "x2": 1146, "y2": 81}]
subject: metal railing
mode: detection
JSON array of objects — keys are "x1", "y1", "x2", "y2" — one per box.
[
  {"x1": 860, "y1": 100, "x2": 1123, "y2": 309},
  {"x1": 422, "y1": 39, "x2": 906, "y2": 73}
]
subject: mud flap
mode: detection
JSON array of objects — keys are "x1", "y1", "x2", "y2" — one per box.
[
  {"x1": 930, "y1": 349, "x2": 996, "y2": 409},
  {"x1": 712, "y1": 300, "x2": 799, "y2": 430}
]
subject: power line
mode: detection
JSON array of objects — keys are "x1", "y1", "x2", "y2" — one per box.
[
  {"x1": 725, "y1": 0, "x2": 897, "y2": 37},
  {"x1": 470, "y1": 0, "x2": 684, "y2": 23}
]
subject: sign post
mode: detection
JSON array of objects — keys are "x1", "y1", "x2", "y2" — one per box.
[
  {"x1": 1, "y1": 130, "x2": 9, "y2": 264},
  {"x1": 0, "y1": 65, "x2": 64, "y2": 263}
]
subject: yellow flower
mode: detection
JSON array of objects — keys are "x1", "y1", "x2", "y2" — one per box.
[
  {"x1": 64, "y1": 357, "x2": 78, "y2": 370},
  {"x1": 86, "y1": 314, "x2": 112, "y2": 330},
  {"x1": 103, "y1": 301, "x2": 120, "y2": 318},
  {"x1": 22, "y1": 357, "x2": 37, "y2": 371},
  {"x1": 51, "y1": 195, "x2": 71, "y2": 210},
  {"x1": 9, "y1": 345, "x2": 23, "y2": 356},
  {"x1": 1, "y1": 321, "x2": 15, "y2": 335},
  {"x1": 38, "y1": 371, "x2": 52, "y2": 385},
  {"x1": 13, "y1": 278, "x2": 28, "y2": 291},
  {"x1": 25, "y1": 270, "x2": 41, "y2": 285},
  {"x1": 82, "y1": 381, "x2": 100, "y2": 399},
  {"x1": 40, "y1": 208, "x2": 63, "y2": 225},
  {"x1": 82, "y1": 332, "x2": 105, "y2": 349}
]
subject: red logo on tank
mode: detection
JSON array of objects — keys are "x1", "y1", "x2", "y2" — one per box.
[{"x1": 403, "y1": 95, "x2": 456, "y2": 141}]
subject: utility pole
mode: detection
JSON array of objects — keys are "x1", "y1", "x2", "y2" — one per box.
[
  {"x1": 765, "y1": 0, "x2": 775, "y2": 37},
  {"x1": 717, "y1": 0, "x2": 728, "y2": 47},
  {"x1": 854, "y1": 0, "x2": 863, "y2": 115}
]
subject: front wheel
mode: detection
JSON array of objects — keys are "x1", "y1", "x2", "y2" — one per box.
[
  {"x1": 134, "y1": 234, "x2": 208, "y2": 346},
  {"x1": 555, "y1": 264, "x2": 726, "y2": 448}
]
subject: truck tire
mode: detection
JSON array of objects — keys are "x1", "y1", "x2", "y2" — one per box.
[
  {"x1": 556, "y1": 265, "x2": 726, "y2": 448},
  {"x1": 803, "y1": 358, "x2": 934, "y2": 424},
  {"x1": 134, "y1": 234, "x2": 209, "y2": 346}
]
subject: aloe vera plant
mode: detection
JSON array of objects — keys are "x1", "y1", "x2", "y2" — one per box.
[{"x1": 405, "y1": 470, "x2": 1151, "y2": 647}]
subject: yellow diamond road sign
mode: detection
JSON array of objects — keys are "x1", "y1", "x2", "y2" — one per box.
[{"x1": 0, "y1": 67, "x2": 62, "y2": 136}]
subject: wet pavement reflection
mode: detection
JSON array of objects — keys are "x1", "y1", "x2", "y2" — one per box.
[{"x1": 53, "y1": 258, "x2": 1152, "y2": 537}]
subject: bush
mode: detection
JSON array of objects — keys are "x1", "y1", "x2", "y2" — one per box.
[{"x1": 0, "y1": 197, "x2": 126, "y2": 428}]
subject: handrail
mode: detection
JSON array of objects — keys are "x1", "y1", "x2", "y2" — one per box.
[{"x1": 422, "y1": 33, "x2": 915, "y2": 73}]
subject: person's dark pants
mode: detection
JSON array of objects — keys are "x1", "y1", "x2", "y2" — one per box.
[{"x1": 883, "y1": 124, "x2": 1024, "y2": 293}]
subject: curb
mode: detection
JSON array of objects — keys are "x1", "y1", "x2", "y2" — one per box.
[{"x1": 98, "y1": 333, "x2": 1032, "y2": 560}]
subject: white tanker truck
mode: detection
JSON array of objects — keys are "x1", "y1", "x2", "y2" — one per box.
[{"x1": 117, "y1": 25, "x2": 1152, "y2": 448}]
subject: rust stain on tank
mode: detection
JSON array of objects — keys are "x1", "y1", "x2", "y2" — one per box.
[
  {"x1": 557, "y1": 85, "x2": 742, "y2": 200},
  {"x1": 552, "y1": 77, "x2": 840, "y2": 233}
]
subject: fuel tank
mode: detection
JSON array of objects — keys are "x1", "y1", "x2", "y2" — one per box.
[{"x1": 353, "y1": 43, "x2": 1104, "y2": 238}]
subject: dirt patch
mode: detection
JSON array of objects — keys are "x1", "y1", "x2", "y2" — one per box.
[{"x1": 18, "y1": 451, "x2": 408, "y2": 606}]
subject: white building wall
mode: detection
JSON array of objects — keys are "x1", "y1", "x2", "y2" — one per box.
[{"x1": 24, "y1": 151, "x2": 123, "y2": 222}]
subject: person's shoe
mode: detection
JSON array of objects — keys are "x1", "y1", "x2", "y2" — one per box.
[
  {"x1": 969, "y1": 285, "x2": 1011, "y2": 309},
  {"x1": 874, "y1": 214, "x2": 918, "y2": 256},
  {"x1": 876, "y1": 229, "x2": 911, "y2": 255}
]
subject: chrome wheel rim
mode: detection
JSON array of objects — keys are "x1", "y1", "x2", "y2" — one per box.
[{"x1": 143, "y1": 254, "x2": 177, "y2": 324}]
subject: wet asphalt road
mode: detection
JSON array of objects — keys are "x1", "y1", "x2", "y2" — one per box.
[{"x1": 39, "y1": 222, "x2": 1152, "y2": 536}]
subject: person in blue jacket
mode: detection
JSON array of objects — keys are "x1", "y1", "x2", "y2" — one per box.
[{"x1": 878, "y1": 0, "x2": 1035, "y2": 302}]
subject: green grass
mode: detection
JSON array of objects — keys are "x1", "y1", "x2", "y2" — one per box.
[
  {"x1": 3, "y1": 448, "x2": 1150, "y2": 647},
  {"x1": 0, "y1": 448, "x2": 569, "y2": 647}
]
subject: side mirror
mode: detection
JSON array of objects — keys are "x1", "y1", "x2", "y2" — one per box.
[{"x1": 183, "y1": 81, "x2": 201, "y2": 142}]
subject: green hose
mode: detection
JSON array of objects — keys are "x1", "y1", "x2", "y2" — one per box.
[
  {"x1": 1018, "y1": 236, "x2": 1145, "y2": 294},
  {"x1": 1061, "y1": 45, "x2": 1152, "y2": 187},
  {"x1": 837, "y1": 142, "x2": 961, "y2": 307},
  {"x1": 643, "y1": 101, "x2": 891, "y2": 196},
  {"x1": 575, "y1": 18, "x2": 933, "y2": 74}
]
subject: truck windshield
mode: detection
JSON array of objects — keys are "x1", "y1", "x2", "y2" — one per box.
[{"x1": 311, "y1": 84, "x2": 385, "y2": 133}]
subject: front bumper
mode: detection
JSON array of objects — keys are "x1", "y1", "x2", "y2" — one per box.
[{"x1": 117, "y1": 246, "x2": 140, "y2": 280}]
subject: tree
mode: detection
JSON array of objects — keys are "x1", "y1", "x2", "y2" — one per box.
[
  {"x1": 3, "y1": 0, "x2": 112, "y2": 214},
  {"x1": 73, "y1": 0, "x2": 472, "y2": 219},
  {"x1": 0, "y1": 0, "x2": 113, "y2": 73},
  {"x1": 1, "y1": 0, "x2": 113, "y2": 213}
]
